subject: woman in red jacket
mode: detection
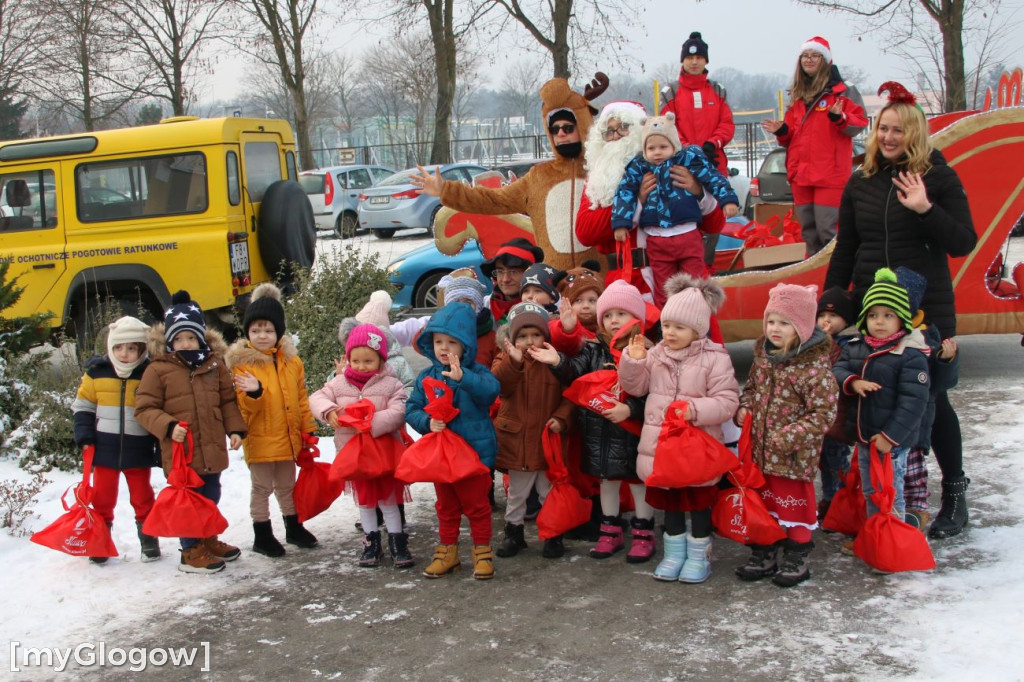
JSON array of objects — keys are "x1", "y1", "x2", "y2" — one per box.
[{"x1": 761, "y1": 36, "x2": 867, "y2": 255}]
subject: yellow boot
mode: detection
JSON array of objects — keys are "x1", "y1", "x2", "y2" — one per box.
[
  {"x1": 423, "y1": 544, "x2": 460, "y2": 578},
  {"x1": 472, "y1": 545, "x2": 495, "y2": 580}
]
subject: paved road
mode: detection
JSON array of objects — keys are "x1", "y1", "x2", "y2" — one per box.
[{"x1": 85, "y1": 332, "x2": 1024, "y2": 680}]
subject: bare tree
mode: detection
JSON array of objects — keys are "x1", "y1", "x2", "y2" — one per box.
[
  {"x1": 318, "y1": 51, "x2": 363, "y2": 143},
  {"x1": 33, "y1": 0, "x2": 152, "y2": 131},
  {"x1": 486, "y1": 0, "x2": 639, "y2": 79},
  {"x1": 499, "y1": 57, "x2": 544, "y2": 126},
  {"x1": 796, "y1": 0, "x2": 1016, "y2": 112},
  {"x1": 108, "y1": 0, "x2": 230, "y2": 116}
]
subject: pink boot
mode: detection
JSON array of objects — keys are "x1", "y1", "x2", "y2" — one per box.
[
  {"x1": 590, "y1": 517, "x2": 624, "y2": 559},
  {"x1": 627, "y1": 516, "x2": 656, "y2": 563}
]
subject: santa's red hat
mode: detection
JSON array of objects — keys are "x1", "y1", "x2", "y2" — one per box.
[{"x1": 800, "y1": 36, "x2": 832, "y2": 63}]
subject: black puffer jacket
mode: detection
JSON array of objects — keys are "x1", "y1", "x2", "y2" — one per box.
[
  {"x1": 833, "y1": 331, "x2": 931, "y2": 448},
  {"x1": 550, "y1": 338, "x2": 645, "y2": 480},
  {"x1": 825, "y1": 149, "x2": 976, "y2": 339}
]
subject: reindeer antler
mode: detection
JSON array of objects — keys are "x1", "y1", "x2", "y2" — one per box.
[
  {"x1": 584, "y1": 72, "x2": 609, "y2": 101},
  {"x1": 878, "y1": 81, "x2": 917, "y2": 105}
]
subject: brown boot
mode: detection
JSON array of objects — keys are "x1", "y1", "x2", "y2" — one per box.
[
  {"x1": 178, "y1": 545, "x2": 226, "y2": 574},
  {"x1": 423, "y1": 544, "x2": 460, "y2": 578},
  {"x1": 472, "y1": 545, "x2": 495, "y2": 580},
  {"x1": 203, "y1": 536, "x2": 241, "y2": 562}
]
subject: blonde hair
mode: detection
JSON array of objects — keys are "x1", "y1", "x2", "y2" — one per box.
[
  {"x1": 789, "y1": 57, "x2": 830, "y2": 106},
  {"x1": 861, "y1": 102, "x2": 933, "y2": 178},
  {"x1": 766, "y1": 333, "x2": 800, "y2": 356}
]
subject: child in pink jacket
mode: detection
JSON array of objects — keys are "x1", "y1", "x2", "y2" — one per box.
[
  {"x1": 619, "y1": 274, "x2": 739, "y2": 583},
  {"x1": 309, "y1": 324, "x2": 412, "y2": 568}
]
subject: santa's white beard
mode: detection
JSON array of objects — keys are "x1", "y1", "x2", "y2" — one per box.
[{"x1": 584, "y1": 135, "x2": 643, "y2": 208}]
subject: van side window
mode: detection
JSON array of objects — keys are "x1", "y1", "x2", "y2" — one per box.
[
  {"x1": 226, "y1": 151, "x2": 241, "y2": 205},
  {"x1": 0, "y1": 170, "x2": 58, "y2": 231},
  {"x1": 244, "y1": 142, "x2": 282, "y2": 202},
  {"x1": 75, "y1": 152, "x2": 208, "y2": 222}
]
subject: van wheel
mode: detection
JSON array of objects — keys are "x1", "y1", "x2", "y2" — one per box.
[
  {"x1": 373, "y1": 228, "x2": 396, "y2": 240},
  {"x1": 258, "y1": 180, "x2": 316, "y2": 280},
  {"x1": 336, "y1": 213, "x2": 358, "y2": 239}
]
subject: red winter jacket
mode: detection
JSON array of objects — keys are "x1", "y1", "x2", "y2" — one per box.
[
  {"x1": 775, "y1": 69, "x2": 868, "y2": 190},
  {"x1": 661, "y1": 72, "x2": 735, "y2": 176}
]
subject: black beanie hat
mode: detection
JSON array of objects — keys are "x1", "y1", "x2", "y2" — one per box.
[
  {"x1": 816, "y1": 286, "x2": 856, "y2": 328},
  {"x1": 681, "y1": 31, "x2": 710, "y2": 62},
  {"x1": 243, "y1": 283, "x2": 286, "y2": 339}
]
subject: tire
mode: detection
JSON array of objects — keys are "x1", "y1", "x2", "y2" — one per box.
[
  {"x1": 258, "y1": 180, "x2": 316, "y2": 280},
  {"x1": 427, "y1": 206, "x2": 441, "y2": 237},
  {"x1": 414, "y1": 271, "x2": 446, "y2": 309},
  {"x1": 336, "y1": 212, "x2": 358, "y2": 239},
  {"x1": 373, "y1": 228, "x2": 396, "y2": 240}
]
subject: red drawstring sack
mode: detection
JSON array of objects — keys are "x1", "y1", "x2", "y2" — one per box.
[
  {"x1": 645, "y1": 401, "x2": 739, "y2": 488},
  {"x1": 141, "y1": 424, "x2": 229, "y2": 538},
  {"x1": 822, "y1": 461, "x2": 867, "y2": 536},
  {"x1": 780, "y1": 209, "x2": 804, "y2": 244},
  {"x1": 738, "y1": 216, "x2": 783, "y2": 247},
  {"x1": 562, "y1": 370, "x2": 643, "y2": 437},
  {"x1": 31, "y1": 444, "x2": 118, "y2": 558},
  {"x1": 330, "y1": 399, "x2": 404, "y2": 482},
  {"x1": 293, "y1": 434, "x2": 344, "y2": 523},
  {"x1": 711, "y1": 415, "x2": 786, "y2": 546},
  {"x1": 536, "y1": 426, "x2": 592, "y2": 540},
  {"x1": 853, "y1": 444, "x2": 936, "y2": 572},
  {"x1": 394, "y1": 378, "x2": 490, "y2": 484}
]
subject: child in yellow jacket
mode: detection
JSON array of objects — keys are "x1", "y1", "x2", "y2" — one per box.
[{"x1": 225, "y1": 283, "x2": 318, "y2": 558}]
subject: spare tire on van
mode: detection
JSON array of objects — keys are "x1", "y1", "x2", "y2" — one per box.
[{"x1": 258, "y1": 179, "x2": 316, "y2": 280}]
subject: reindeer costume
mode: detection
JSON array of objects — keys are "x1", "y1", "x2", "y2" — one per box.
[{"x1": 434, "y1": 75, "x2": 609, "y2": 272}]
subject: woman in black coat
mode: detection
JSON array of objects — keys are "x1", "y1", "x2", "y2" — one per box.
[{"x1": 824, "y1": 82, "x2": 977, "y2": 539}]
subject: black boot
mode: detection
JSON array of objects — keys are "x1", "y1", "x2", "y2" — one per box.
[
  {"x1": 388, "y1": 531, "x2": 415, "y2": 568},
  {"x1": 734, "y1": 543, "x2": 779, "y2": 581},
  {"x1": 928, "y1": 476, "x2": 970, "y2": 539},
  {"x1": 399, "y1": 504, "x2": 407, "y2": 531},
  {"x1": 359, "y1": 531, "x2": 383, "y2": 567},
  {"x1": 772, "y1": 540, "x2": 814, "y2": 588},
  {"x1": 137, "y1": 521, "x2": 161, "y2": 562},
  {"x1": 565, "y1": 495, "x2": 602, "y2": 541},
  {"x1": 496, "y1": 522, "x2": 527, "y2": 558},
  {"x1": 90, "y1": 522, "x2": 114, "y2": 564},
  {"x1": 252, "y1": 520, "x2": 285, "y2": 557},
  {"x1": 542, "y1": 535, "x2": 565, "y2": 559},
  {"x1": 284, "y1": 514, "x2": 318, "y2": 548}
]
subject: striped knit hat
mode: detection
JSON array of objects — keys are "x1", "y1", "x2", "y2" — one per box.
[{"x1": 858, "y1": 268, "x2": 913, "y2": 332}]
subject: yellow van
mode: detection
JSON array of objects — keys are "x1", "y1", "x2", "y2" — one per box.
[{"x1": 0, "y1": 116, "x2": 315, "y2": 344}]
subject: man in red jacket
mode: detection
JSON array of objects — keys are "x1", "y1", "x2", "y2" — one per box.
[{"x1": 661, "y1": 31, "x2": 735, "y2": 178}]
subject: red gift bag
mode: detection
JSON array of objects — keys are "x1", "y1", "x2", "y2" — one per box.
[
  {"x1": 645, "y1": 401, "x2": 739, "y2": 488},
  {"x1": 781, "y1": 209, "x2": 804, "y2": 244},
  {"x1": 853, "y1": 444, "x2": 936, "y2": 573},
  {"x1": 31, "y1": 445, "x2": 118, "y2": 558},
  {"x1": 293, "y1": 435, "x2": 344, "y2": 523},
  {"x1": 536, "y1": 426, "x2": 592, "y2": 540},
  {"x1": 141, "y1": 424, "x2": 229, "y2": 538},
  {"x1": 563, "y1": 370, "x2": 643, "y2": 437},
  {"x1": 822, "y1": 461, "x2": 867, "y2": 536},
  {"x1": 394, "y1": 378, "x2": 490, "y2": 484},
  {"x1": 330, "y1": 399, "x2": 400, "y2": 482},
  {"x1": 711, "y1": 415, "x2": 786, "y2": 546}
]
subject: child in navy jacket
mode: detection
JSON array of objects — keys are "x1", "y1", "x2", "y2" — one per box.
[{"x1": 406, "y1": 302, "x2": 501, "y2": 580}]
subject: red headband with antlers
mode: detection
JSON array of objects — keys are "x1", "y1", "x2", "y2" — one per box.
[{"x1": 878, "y1": 81, "x2": 917, "y2": 105}]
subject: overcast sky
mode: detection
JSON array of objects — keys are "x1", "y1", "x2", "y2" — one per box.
[{"x1": 199, "y1": 0, "x2": 1024, "y2": 106}]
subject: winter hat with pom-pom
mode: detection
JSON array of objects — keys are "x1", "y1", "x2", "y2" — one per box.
[
  {"x1": 164, "y1": 290, "x2": 206, "y2": 349},
  {"x1": 642, "y1": 114, "x2": 682, "y2": 155},
  {"x1": 764, "y1": 283, "x2": 818, "y2": 344},
  {"x1": 597, "y1": 279, "x2": 646, "y2": 330},
  {"x1": 243, "y1": 282, "x2": 286, "y2": 339},
  {"x1": 345, "y1": 323, "x2": 389, "y2": 362},
  {"x1": 355, "y1": 290, "x2": 392, "y2": 328},
  {"x1": 681, "y1": 31, "x2": 710, "y2": 62},
  {"x1": 661, "y1": 273, "x2": 725, "y2": 338},
  {"x1": 858, "y1": 267, "x2": 913, "y2": 332}
]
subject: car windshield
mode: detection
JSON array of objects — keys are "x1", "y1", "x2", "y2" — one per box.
[
  {"x1": 298, "y1": 173, "x2": 325, "y2": 194},
  {"x1": 376, "y1": 169, "x2": 420, "y2": 187}
]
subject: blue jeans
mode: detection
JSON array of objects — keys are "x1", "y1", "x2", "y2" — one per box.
[
  {"x1": 819, "y1": 437, "x2": 852, "y2": 502},
  {"x1": 857, "y1": 443, "x2": 908, "y2": 518},
  {"x1": 180, "y1": 473, "x2": 222, "y2": 550}
]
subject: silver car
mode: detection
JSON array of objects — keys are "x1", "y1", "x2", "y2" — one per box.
[
  {"x1": 298, "y1": 164, "x2": 394, "y2": 238},
  {"x1": 357, "y1": 163, "x2": 488, "y2": 239}
]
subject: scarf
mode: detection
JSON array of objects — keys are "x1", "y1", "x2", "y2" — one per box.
[
  {"x1": 110, "y1": 354, "x2": 146, "y2": 379},
  {"x1": 344, "y1": 366, "x2": 378, "y2": 391},
  {"x1": 175, "y1": 349, "x2": 208, "y2": 370},
  {"x1": 864, "y1": 329, "x2": 907, "y2": 349},
  {"x1": 476, "y1": 308, "x2": 494, "y2": 337}
]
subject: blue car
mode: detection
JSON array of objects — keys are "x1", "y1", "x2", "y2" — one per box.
[{"x1": 386, "y1": 240, "x2": 492, "y2": 310}]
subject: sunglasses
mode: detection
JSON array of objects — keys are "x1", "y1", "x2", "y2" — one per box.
[{"x1": 549, "y1": 123, "x2": 576, "y2": 135}]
